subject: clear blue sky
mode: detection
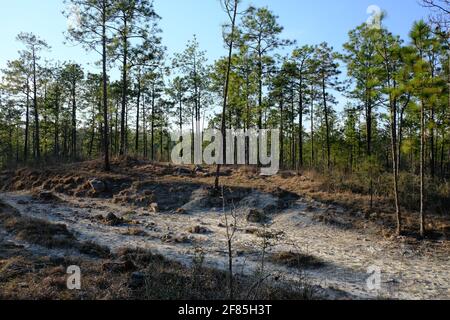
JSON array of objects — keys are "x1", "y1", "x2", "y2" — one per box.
[
  {"x1": 0, "y1": 0, "x2": 430, "y2": 71},
  {"x1": 0, "y1": 0, "x2": 432, "y2": 115},
  {"x1": 0, "y1": 0, "x2": 431, "y2": 118}
]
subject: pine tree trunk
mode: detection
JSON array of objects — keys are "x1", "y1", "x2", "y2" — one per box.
[
  {"x1": 298, "y1": 82, "x2": 304, "y2": 169},
  {"x1": 119, "y1": 18, "x2": 128, "y2": 156},
  {"x1": 32, "y1": 49, "x2": 40, "y2": 160},
  {"x1": 135, "y1": 76, "x2": 141, "y2": 154},
  {"x1": 390, "y1": 97, "x2": 402, "y2": 236},
  {"x1": 102, "y1": 0, "x2": 110, "y2": 171},
  {"x1": 310, "y1": 86, "x2": 315, "y2": 168},
  {"x1": 420, "y1": 100, "x2": 426, "y2": 237},
  {"x1": 71, "y1": 84, "x2": 77, "y2": 160},
  {"x1": 24, "y1": 80, "x2": 30, "y2": 161},
  {"x1": 151, "y1": 85, "x2": 155, "y2": 161},
  {"x1": 322, "y1": 77, "x2": 331, "y2": 170}
]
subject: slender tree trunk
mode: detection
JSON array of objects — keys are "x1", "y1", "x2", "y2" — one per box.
[
  {"x1": 398, "y1": 107, "x2": 405, "y2": 171},
  {"x1": 366, "y1": 93, "x2": 374, "y2": 211},
  {"x1": 215, "y1": 0, "x2": 238, "y2": 189},
  {"x1": 291, "y1": 88, "x2": 295, "y2": 169},
  {"x1": 135, "y1": 75, "x2": 141, "y2": 153},
  {"x1": 257, "y1": 48, "x2": 263, "y2": 165},
  {"x1": 88, "y1": 104, "x2": 97, "y2": 158},
  {"x1": 71, "y1": 84, "x2": 77, "y2": 159},
  {"x1": 366, "y1": 97, "x2": 373, "y2": 156},
  {"x1": 390, "y1": 96, "x2": 402, "y2": 235},
  {"x1": 298, "y1": 82, "x2": 304, "y2": 169},
  {"x1": 441, "y1": 130, "x2": 445, "y2": 178},
  {"x1": 322, "y1": 76, "x2": 331, "y2": 170},
  {"x1": 245, "y1": 72, "x2": 250, "y2": 165},
  {"x1": 280, "y1": 96, "x2": 284, "y2": 169},
  {"x1": 63, "y1": 121, "x2": 68, "y2": 158},
  {"x1": 430, "y1": 106, "x2": 436, "y2": 178},
  {"x1": 32, "y1": 49, "x2": 40, "y2": 160},
  {"x1": 143, "y1": 95, "x2": 148, "y2": 158},
  {"x1": 24, "y1": 80, "x2": 30, "y2": 161},
  {"x1": 151, "y1": 85, "x2": 155, "y2": 161},
  {"x1": 114, "y1": 102, "x2": 119, "y2": 155},
  {"x1": 102, "y1": 0, "x2": 110, "y2": 171},
  {"x1": 420, "y1": 99, "x2": 426, "y2": 237},
  {"x1": 119, "y1": 18, "x2": 128, "y2": 156},
  {"x1": 54, "y1": 88, "x2": 60, "y2": 157},
  {"x1": 160, "y1": 128, "x2": 163, "y2": 161},
  {"x1": 310, "y1": 87, "x2": 315, "y2": 168}
]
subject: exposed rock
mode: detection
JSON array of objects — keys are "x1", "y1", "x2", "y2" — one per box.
[
  {"x1": 176, "y1": 208, "x2": 187, "y2": 215},
  {"x1": 180, "y1": 188, "x2": 212, "y2": 213},
  {"x1": 33, "y1": 191, "x2": 61, "y2": 202},
  {"x1": 216, "y1": 169, "x2": 233, "y2": 177},
  {"x1": 246, "y1": 209, "x2": 268, "y2": 224},
  {"x1": 105, "y1": 212, "x2": 124, "y2": 226},
  {"x1": 175, "y1": 167, "x2": 193, "y2": 176},
  {"x1": 78, "y1": 241, "x2": 111, "y2": 258},
  {"x1": 122, "y1": 228, "x2": 147, "y2": 237},
  {"x1": 280, "y1": 171, "x2": 295, "y2": 179},
  {"x1": 194, "y1": 165, "x2": 206, "y2": 173},
  {"x1": 150, "y1": 203, "x2": 159, "y2": 213},
  {"x1": 270, "y1": 251, "x2": 325, "y2": 269},
  {"x1": 161, "y1": 233, "x2": 191, "y2": 244},
  {"x1": 102, "y1": 259, "x2": 136, "y2": 273},
  {"x1": 313, "y1": 214, "x2": 353, "y2": 230},
  {"x1": 129, "y1": 272, "x2": 145, "y2": 289},
  {"x1": 89, "y1": 179, "x2": 106, "y2": 193},
  {"x1": 239, "y1": 190, "x2": 279, "y2": 214},
  {"x1": 188, "y1": 225, "x2": 211, "y2": 234}
]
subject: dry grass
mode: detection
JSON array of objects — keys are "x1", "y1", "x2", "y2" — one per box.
[
  {"x1": 121, "y1": 228, "x2": 148, "y2": 237},
  {"x1": 0, "y1": 201, "x2": 76, "y2": 249},
  {"x1": 0, "y1": 200, "x2": 110, "y2": 258},
  {"x1": 0, "y1": 242, "x2": 319, "y2": 300}
]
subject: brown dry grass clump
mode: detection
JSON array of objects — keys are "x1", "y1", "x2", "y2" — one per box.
[
  {"x1": 0, "y1": 201, "x2": 75, "y2": 249},
  {"x1": 270, "y1": 251, "x2": 325, "y2": 269},
  {"x1": 0, "y1": 242, "x2": 319, "y2": 300},
  {"x1": 0, "y1": 200, "x2": 110, "y2": 258}
]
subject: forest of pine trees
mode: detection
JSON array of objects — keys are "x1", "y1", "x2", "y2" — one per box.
[{"x1": 0, "y1": 1, "x2": 448, "y2": 235}]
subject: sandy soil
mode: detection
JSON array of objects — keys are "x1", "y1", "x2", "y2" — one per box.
[{"x1": 1, "y1": 187, "x2": 448, "y2": 300}]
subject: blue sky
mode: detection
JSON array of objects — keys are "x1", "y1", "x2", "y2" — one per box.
[{"x1": 0, "y1": 0, "x2": 431, "y2": 75}]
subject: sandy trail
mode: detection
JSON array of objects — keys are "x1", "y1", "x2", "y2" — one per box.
[{"x1": 0, "y1": 191, "x2": 448, "y2": 300}]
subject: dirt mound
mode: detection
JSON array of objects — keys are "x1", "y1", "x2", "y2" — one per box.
[
  {"x1": 188, "y1": 225, "x2": 211, "y2": 234},
  {"x1": 179, "y1": 186, "x2": 251, "y2": 213},
  {"x1": 113, "y1": 181, "x2": 203, "y2": 212},
  {"x1": 32, "y1": 191, "x2": 63, "y2": 203},
  {"x1": 181, "y1": 188, "x2": 218, "y2": 213},
  {"x1": 312, "y1": 213, "x2": 354, "y2": 230},
  {"x1": 246, "y1": 209, "x2": 269, "y2": 223},
  {"x1": 239, "y1": 190, "x2": 279, "y2": 214}
]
